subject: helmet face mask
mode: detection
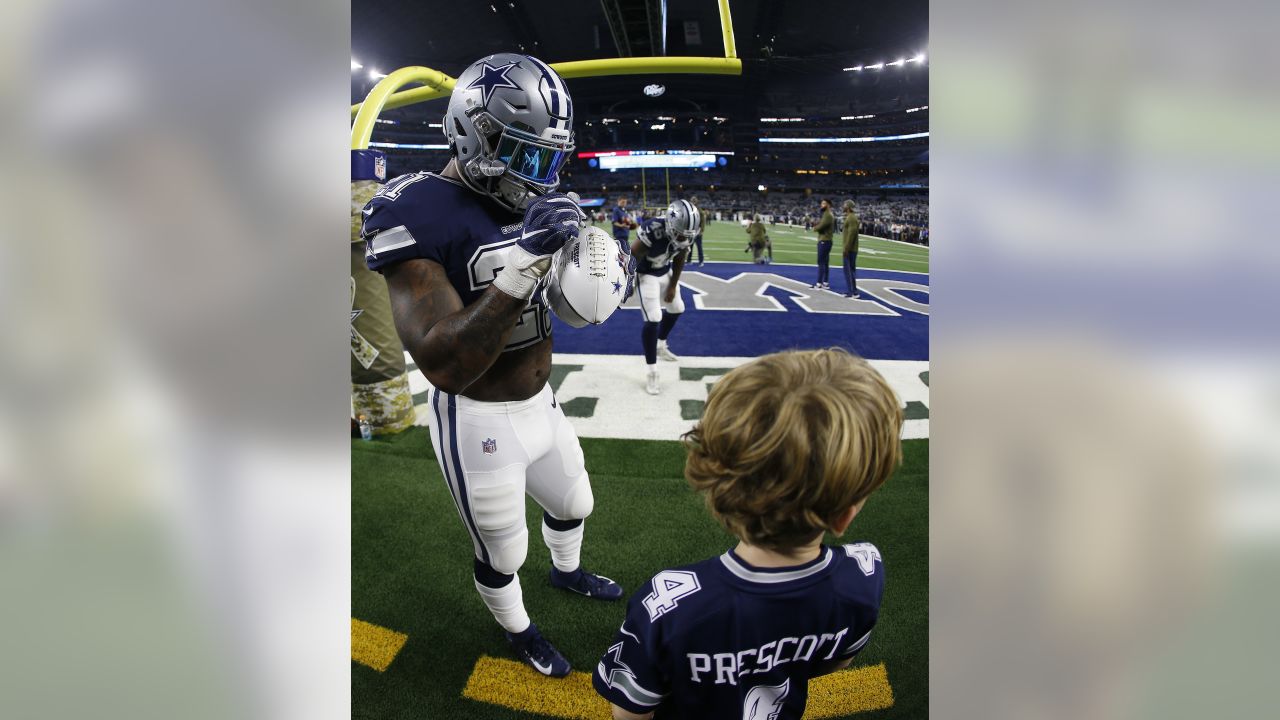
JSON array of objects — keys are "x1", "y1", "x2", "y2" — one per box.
[{"x1": 445, "y1": 54, "x2": 575, "y2": 212}]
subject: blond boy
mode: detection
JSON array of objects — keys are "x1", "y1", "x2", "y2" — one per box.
[{"x1": 593, "y1": 349, "x2": 903, "y2": 719}]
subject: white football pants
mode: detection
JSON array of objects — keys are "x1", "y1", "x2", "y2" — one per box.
[
  {"x1": 636, "y1": 271, "x2": 686, "y2": 322},
  {"x1": 424, "y1": 383, "x2": 593, "y2": 575}
]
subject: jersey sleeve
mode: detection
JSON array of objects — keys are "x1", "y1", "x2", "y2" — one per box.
[
  {"x1": 635, "y1": 219, "x2": 656, "y2": 247},
  {"x1": 361, "y1": 188, "x2": 443, "y2": 272},
  {"x1": 835, "y1": 543, "x2": 886, "y2": 659},
  {"x1": 593, "y1": 582, "x2": 670, "y2": 714}
]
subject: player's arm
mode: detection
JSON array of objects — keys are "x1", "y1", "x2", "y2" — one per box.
[
  {"x1": 383, "y1": 259, "x2": 527, "y2": 394},
  {"x1": 669, "y1": 247, "x2": 687, "y2": 283},
  {"x1": 630, "y1": 238, "x2": 648, "y2": 259},
  {"x1": 664, "y1": 248, "x2": 687, "y2": 302},
  {"x1": 611, "y1": 704, "x2": 654, "y2": 720}
]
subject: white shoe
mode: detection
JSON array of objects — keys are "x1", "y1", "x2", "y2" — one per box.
[
  {"x1": 645, "y1": 370, "x2": 661, "y2": 395},
  {"x1": 657, "y1": 342, "x2": 679, "y2": 362}
]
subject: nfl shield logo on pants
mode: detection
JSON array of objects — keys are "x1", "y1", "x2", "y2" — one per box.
[{"x1": 482, "y1": 438, "x2": 497, "y2": 455}]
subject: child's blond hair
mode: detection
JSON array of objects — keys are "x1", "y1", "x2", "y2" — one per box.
[{"x1": 683, "y1": 348, "x2": 903, "y2": 550}]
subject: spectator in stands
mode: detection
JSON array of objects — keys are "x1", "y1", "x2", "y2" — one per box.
[
  {"x1": 813, "y1": 199, "x2": 835, "y2": 290},
  {"x1": 611, "y1": 196, "x2": 635, "y2": 245},
  {"x1": 841, "y1": 200, "x2": 861, "y2": 298}
]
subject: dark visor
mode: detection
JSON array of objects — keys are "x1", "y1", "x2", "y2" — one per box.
[{"x1": 495, "y1": 129, "x2": 570, "y2": 184}]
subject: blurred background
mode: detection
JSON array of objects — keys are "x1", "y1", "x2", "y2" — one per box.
[
  {"x1": 0, "y1": 0, "x2": 1275, "y2": 719},
  {"x1": 353, "y1": 1, "x2": 929, "y2": 239}
]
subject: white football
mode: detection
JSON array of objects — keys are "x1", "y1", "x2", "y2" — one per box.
[{"x1": 542, "y1": 225, "x2": 631, "y2": 328}]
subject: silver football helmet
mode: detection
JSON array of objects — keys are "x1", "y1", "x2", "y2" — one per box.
[
  {"x1": 665, "y1": 199, "x2": 702, "y2": 240},
  {"x1": 444, "y1": 53, "x2": 575, "y2": 212}
]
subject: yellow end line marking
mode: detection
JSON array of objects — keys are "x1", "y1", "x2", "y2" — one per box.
[
  {"x1": 460, "y1": 654, "x2": 894, "y2": 718},
  {"x1": 351, "y1": 618, "x2": 408, "y2": 672},
  {"x1": 805, "y1": 662, "x2": 895, "y2": 718}
]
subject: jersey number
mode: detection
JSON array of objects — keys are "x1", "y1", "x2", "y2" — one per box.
[
  {"x1": 743, "y1": 678, "x2": 790, "y2": 720},
  {"x1": 467, "y1": 240, "x2": 550, "y2": 350},
  {"x1": 844, "y1": 543, "x2": 882, "y2": 576},
  {"x1": 641, "y1": 570, "x2": 701, "y2": 621}
]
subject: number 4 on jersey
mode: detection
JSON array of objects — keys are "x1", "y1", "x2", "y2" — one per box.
[{"x1": 642, "y1": 570, "x2": 701, "y2": 621}]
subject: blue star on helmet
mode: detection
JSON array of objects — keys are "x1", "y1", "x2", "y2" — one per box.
[
  {"x1": 612, "y1": 279, "x2": 622, "y2": 295},
  {"x1": 467, "y1": 61, "x2": 522, "y2": 107}
]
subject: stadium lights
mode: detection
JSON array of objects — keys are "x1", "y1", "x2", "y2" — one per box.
[
  {"x1": 758, "y1": 132, "x2": 929, "y2": 143},
  {"x1": 657, "y1": 116, "x2": 676, "y2": 122},
  {"x1": 650, "y1": 124, "x2": 666, "y2": 130},
  {"x1": 369, "y1": 69, "x2": 387, "y2": 79},
  {"x1": 351, "y1": 60, "x2": 362, "y2": 70},
  {"x1": 427, "y1": 122, "x2": 443, "y2": 128},
  {"x1": 712, "y1": 116, "x2": 727, "y2": 123},
  {"x1": 757, "y1": 184, "x2": 767, "y2": 191},
  {"x1": 841, "y1": 114, "x2": 875, "y2": 120},
  {"x1": 760, "y1": 117, "x2": 804, "y2": 123},
  {"x1": 845, "y1": 52, "x2": 926, "y2": 71},
  {"x1": 905, "y1": 105, "x2": 929, "y2": 113}
]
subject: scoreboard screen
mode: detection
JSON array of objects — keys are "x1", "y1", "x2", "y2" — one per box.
[{"x1": 577, "y1": 150, "x2": 731, "y2": 171}]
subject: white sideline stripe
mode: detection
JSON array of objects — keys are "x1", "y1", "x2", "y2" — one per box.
[{"x1": 677, "y1": 259, "x2": 929, "y2": 275}]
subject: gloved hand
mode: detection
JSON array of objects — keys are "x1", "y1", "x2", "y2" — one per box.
[
  {"x1": 616, "y1": 237, "x2": 637, "y2": 303},
  {"x1": 493, "y1": 192, "x2": 587, "y2": 299}
]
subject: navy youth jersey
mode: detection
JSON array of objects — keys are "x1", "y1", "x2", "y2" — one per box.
[
  {"x1": 593, "y1": 543, "x2": 884, "y2": 719},
  {"x1": 361, "y1": 172, "x2": 551, "y2": 352},
  {"x1": 635, "y1": 217, "x2": 692, "y2": 277}
]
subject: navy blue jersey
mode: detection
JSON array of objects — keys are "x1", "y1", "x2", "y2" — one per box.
[
  {"x1": 611, "y1": 205, "x2": 632, "y2": 239},
  {"x1": 593, "y1": 543, "x2": 884, "y2": 719},
  {"x1": 362, "y1": 172, "x2": 551, "y2": 352},
  {"x1": 635, "y1": 217, "x2": 692, "y2": 277}
]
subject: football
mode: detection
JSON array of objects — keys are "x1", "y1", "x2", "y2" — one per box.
[{"x1": 542, "y1": 225, "x2": 631, "y2": 328}]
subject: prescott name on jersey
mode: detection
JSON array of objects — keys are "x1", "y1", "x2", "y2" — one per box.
[
  {"x1": 594, "y1": 543, "x2": 884, "y2": 719},
  {"x1": 361, "y1": 172, "x2": 552, "y2": 351},
  {"x1": 635, "y1": 217, "x2": 692, "y2": 277}
]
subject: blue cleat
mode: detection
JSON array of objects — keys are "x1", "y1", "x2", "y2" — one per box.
[
  {"x1": 506, "y1": 623, "x2": 571, "y2": 678},
  {"x1": 549, "y1": 567, "x2": 624, "y2": 601}
]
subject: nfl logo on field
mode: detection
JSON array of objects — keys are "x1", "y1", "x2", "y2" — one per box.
[{"x1": 481, "y1": 438, "x2": 497, "y2": 455}]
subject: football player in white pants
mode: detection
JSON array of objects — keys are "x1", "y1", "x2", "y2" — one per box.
[
  {"x1": 632, "y1": 199, "x2": 700, "y2": 395},
  {"x1": 362, "y1": 54, "x2": 621, "y2": 679}
]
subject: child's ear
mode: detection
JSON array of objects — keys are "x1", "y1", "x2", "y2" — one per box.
[{"x1": 829, "y1": 499, "x2": 867, "y2": 536}]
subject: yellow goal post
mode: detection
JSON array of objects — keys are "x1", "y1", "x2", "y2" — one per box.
[{"x1": 351, "y1": 0, "x2": 740, "y2": 150}]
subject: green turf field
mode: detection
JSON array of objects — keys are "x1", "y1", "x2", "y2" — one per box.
[
  {"x1": 352, "y1": 429, "x2": 928, "y2": 719},
  {"x1": 590, "y1": 220, "x2": 930, "y2": 274}
]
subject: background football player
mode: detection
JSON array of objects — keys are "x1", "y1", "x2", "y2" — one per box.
[
  {"x1": 361, "y1": 53, "x2": 622, "y2": 679},
  {"x1": 631, "y1": 199, "x2": 701, "y2": 395}
]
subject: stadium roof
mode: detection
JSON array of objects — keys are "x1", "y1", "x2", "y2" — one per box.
[{"x1": 352, "y1": 0, "x2": 928, "y2": 120}]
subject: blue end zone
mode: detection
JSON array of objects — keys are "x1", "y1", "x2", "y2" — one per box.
[{"x1": 551, "y1": 263, "x2": 928, "y2": 361}]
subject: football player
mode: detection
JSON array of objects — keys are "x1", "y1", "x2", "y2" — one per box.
[
  {"x1": 632, "y1": 199, "x2": 701, "y2": 395},
  {"x1": 594, "y1": 349, "x2": 903, "y2": 719},
  {"x1": 362, "y1": 53, "x2": 624, "y2": 679}
]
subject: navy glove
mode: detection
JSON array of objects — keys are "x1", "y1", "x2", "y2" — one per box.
[
  {"x1": 616, "y1": 237, "x2": 637, "y2": 303},
  {"x1": 518, "y1": 192, "x2": 587, "y2": 255},
  {"x1": 494, "y1": 192, "x2": 587, "y2": 299}
]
